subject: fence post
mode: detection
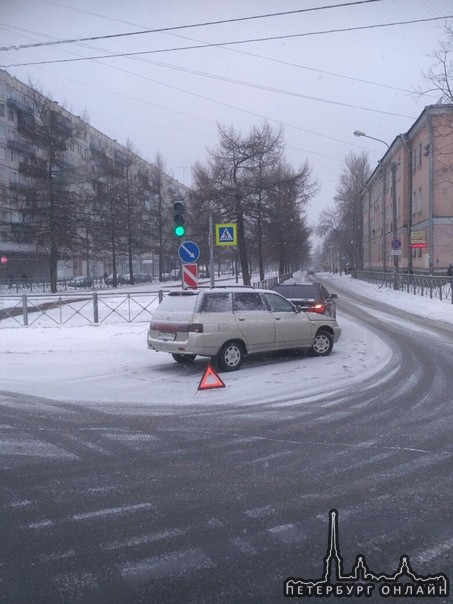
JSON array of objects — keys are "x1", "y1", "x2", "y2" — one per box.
[
  {"x1": 22, "y1": 293, "x2": 28, "y2": 326},
  {"x1": 93, "y1": 292, "x2": 99, "y2": 323}
]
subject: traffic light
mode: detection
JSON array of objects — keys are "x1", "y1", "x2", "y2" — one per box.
[{"x1": 173, "y1": 200, "x2": 185, "y2": 238}]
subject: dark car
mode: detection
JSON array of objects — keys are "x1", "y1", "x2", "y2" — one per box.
[
  {"x1": 105, "y1": 273, "x2": 127, "y2": 286},
  {"x1": 135, "y1": 272, "x2": 152, "y2": 283},
  {"x1": 68, "y1": 276, "x2": 93, "y2": 288},
  {"x1": 272, "y1": 282, "x2": 338, "y2": 317},
  {"x1": 118, "y1": 273, "x2": 132, "y2": 284}
]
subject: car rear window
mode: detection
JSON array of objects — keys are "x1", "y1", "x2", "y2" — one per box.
[
  {"x1": 273, "y1": 284, "x2": 317, "y2": 298},
  {"x1": 158, "y1": 293, "x2": 198, "y2": 312},
  {"x1": 198, "y1": 292, "x2": 232, "y2": 313}
]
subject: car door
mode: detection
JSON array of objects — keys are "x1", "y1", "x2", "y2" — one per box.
[
  {"x1": 233, "y1": 292, "x2": 276, "y2": 352},
  {"x1": 262, "y1": 292, "x2": 313, "y2": 348}
]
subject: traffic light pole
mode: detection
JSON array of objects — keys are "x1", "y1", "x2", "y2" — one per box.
[{"x1": 209, "y1": 215, "x2": 215, "y2": 288}]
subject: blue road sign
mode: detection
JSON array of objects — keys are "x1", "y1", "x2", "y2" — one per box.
[
  {"x1": 391, "y1": 239, "x2": 401, "y2": 250},
  {"x1": 178, "y1": 241, "x2": 200, "y2": 264}
]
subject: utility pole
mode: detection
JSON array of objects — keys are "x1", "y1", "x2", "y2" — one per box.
[{"x1": 209, "y1": 215, "x2": 215, "y2": 288}]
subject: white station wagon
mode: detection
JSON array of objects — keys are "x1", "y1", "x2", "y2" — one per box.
[{"x1": 147, "y1": 287, "x2": 341, "y2": 371}]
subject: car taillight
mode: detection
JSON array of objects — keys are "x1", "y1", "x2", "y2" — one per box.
[
  {"x1": 310, "y1": 304, "x2": 325, "y2": 313},
  {"x1": 188, "y1": 323, "x2": 203, "y2": 333}
]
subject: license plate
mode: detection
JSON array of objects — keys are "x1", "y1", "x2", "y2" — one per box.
[{"x1": 158, "y1": 332, "x2": 176, "y2": 341}]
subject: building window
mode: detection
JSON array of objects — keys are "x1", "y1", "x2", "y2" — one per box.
[
  {"x1": 412, "y1": 188, "x2": 423, "y2": 214},
  {"x1": 0, "y1": 103, "x2": 5, "y2": 117}
]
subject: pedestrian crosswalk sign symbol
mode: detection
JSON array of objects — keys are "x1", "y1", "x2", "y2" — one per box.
[
  {"x1": 198, "y1": 364, "x2": 226, "y2": 390},
  {"x1": 215, "y1": 223, "x2": 237, "y2": 246}
]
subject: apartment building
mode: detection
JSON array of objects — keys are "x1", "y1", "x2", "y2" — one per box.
[
  {"x1": 362, "y1": 103, "x2": 453, "y2": 274},
  {"x1": 0, "y1": 69, "x2": 187, "y2": 282}
]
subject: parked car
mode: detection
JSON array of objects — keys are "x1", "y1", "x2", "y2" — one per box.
[
  {"x1": 105, "y1": 273, "x2": 126, "y2": 285},
  {"x1": 272, "y1": 282, "x2": 338, "y2": 317},
  {"x1": 147, "y1": 287, "x2": 341, "y2": 371},
  {"x1": 118, "y1": 273, "x2": 131, "y2": 284},
  {"x1": 67, "y1": 276, "x2": 93, "y2": 288},
  {"x1": 165, "y1": 269, "x2": 181, "y2": 281},
  {"x1": 135, "y1": 272, "x2": 152, "y2": 283}
]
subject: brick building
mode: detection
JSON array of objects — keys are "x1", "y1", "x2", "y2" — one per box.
[{"x1": 362, "y1": 103, "x2": 453, "y2": 274}]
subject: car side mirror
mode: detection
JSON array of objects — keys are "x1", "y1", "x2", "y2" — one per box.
[{"x1": 330, "y1": 293, "x2": 338, "y2": 299}]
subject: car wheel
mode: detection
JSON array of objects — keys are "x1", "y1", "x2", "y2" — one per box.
[
  {"x1": 310, "y1": 329, "x2": 333, "y2": 356},
  {"x1": 217, "y1": 341, "x2": 244, "y2": 371},
  {"x1": 171, "y1": 353, "x2": 196, "y2": 363}
]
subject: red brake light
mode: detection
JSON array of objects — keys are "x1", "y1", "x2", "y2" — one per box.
[{"x1": 310, "y1": 304, "x2": 325, "y2": 313}]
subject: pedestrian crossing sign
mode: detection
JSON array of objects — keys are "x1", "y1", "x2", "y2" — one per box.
[{"x1": 215, "y1": 223, "x2": 237, "y2": 246}]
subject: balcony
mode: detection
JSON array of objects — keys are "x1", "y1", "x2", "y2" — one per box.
[
  {"x1": 19, "y1": 161, "x2": 46, "y2": 179},
  {"x1": 114, "y1": 149, "x2": 128, "y2": 166},
  {"x1": 10, "y1": 181, "x2": 31, "y2": 191},
  {"x1": 7, "y1": 96, "x2": 32, "y2": 114},
  {"x1": 7, "y1": 137, "x2": 35, "y2": 156}
]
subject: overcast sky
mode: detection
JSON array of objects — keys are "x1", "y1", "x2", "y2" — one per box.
[{"x1": 1, "y1": 0, "x2": 452, "y2": 226}]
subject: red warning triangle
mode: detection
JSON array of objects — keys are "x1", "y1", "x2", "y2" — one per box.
[{"x1": 198, "y1": 364, "x2": 226, "y2": 390}]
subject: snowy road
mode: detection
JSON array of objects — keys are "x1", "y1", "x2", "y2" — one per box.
[{"x1": 1, "y1": 276, "x2": 453, "y2": 603}]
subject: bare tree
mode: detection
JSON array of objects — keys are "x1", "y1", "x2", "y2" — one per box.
[
  {"x1": 420, "y1": 25, "x2": 453, "y2": 103},
  {"x1": 419, "y1": 27, "x2": 453, "y2": 190},
  {"x1": 245, "y1": 122, "x2": 284, "y2": 280},
  {"x1": 149, "y1": 153, "x2": 174, "y2": 282},
  {"x1": 90, "y1": 151, "x2": 128, "y2": 287},
  {"x1": 318, "y1": 152, "x2": 369, "y2": 273},
  {"x1": 317, "y1": 206, "x2": 345, "y2": 273},
  {"x1": 121, "y1": 142, "x2": 147, "y2": 285},
  {"x1": 265, "y1": 160, "x2": 315, "y2": 274},
  {"x1": 192, "y1": 122, "x2": 314, "y2": 284},
  {"x1": 18, "y1": 84, "x2": 85, "y2": 291}
]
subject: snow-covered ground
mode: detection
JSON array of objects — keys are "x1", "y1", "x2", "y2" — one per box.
[
  {"x1": 1, "y1": 273, "x2": 452, "y2": 407},
  {"x1": 322, "y1": 271, "x2": 453, "y2": 324}
]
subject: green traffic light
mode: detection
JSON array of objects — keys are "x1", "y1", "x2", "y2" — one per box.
[{"x1": 174, "y1": 225, "x2": 185, "y2": 237}]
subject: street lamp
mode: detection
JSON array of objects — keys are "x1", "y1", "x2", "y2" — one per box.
[
  {"x1": 353, "y1": 130, "x2": 390, "y2": 149},
  {"x1": 353, "y1": 129, "x2": 399, "y2": 289}
]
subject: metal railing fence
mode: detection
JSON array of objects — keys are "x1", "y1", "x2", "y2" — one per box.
[
  {"x1": 253, "y1": 272, "x2": 293, "y2": 290},
  {"x1": 0, "y1": 290, "x2": 165, "y2": 327},
  {"x1": 355, "y1": 271, "x2": 453, "y2": 303},
  {"x1": 0, "y1": 275, "x2": 165, "y2": 295}
]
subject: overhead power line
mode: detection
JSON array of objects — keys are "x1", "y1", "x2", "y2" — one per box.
[
  {"x1": 3, "y1": 15, "x2": 452, "y2": 68},
  {"x1": 0, "y1": 0, "x2": 384, "y2": 52}
]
